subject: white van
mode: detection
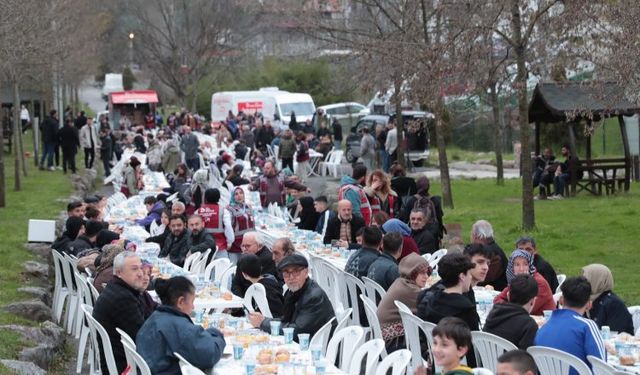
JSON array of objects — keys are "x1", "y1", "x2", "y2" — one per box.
[
  {"x1": 102, "y1": 73, "x2": 124, "y2": 99},
  {"x1": 211, "y1": 88, "x2": 315, "y2": 126}
]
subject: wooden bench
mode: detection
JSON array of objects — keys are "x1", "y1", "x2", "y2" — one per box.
[{"x1": 542, "y1": 158, "x2": 629, "y2": 196}]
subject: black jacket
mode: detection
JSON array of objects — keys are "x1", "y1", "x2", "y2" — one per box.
[
  {"x1": 366, "y1": 251, "x2": 399, "y2": 291},
  {"x1": 67, "y1": 235, "x2": 94, "y2": 256},
  {"x1": 534, "y1": 254, "x2": 558, "y2": 292},
  {"x1": 332, "y1": 121, "x2": 342, "y2": 141},
  {"x1": 412, "y1": 227, "x2": 438, "y2": 255},
  {"x1": 478, "y1": 240, "x2": 509, "y2": 291},
  {"x1": 345, "y1": 246, "x2": 380, "y2": 279},
  {"x1": 92, "y1": 277, "x2": 146, "y2": 373},
  {"x1": 260, "y1": 278, "x2": 335, "y2": 338},
  {"x1": 232, "y1": 247, "x2": 278, "y2": 298},
  {"x1": 146, "y1": 227, "x2": 170, "y2": 247},
  {"x1": 52, "y1": 234, "x2": 74, "y2": 255},
  {"x1": 57, "y1": 125, "x2": 80, "y2": 152},
  {"x1": 588, "y1": 291, "x2": 634, "y2": 335},
  {"x1": 189, "y1": 230, "x2": 215, "y2": 255},
  {"x1": 41, "y1": 115, "x2": 59, "y2": 144},
  {"x1": 483, "y1": 302, "x2": 538, "y2": 350},
  {"x1": 160, "y1": 230, "x2": 190, "y2": 267},
  {"x1": 399, "y1": 195, "x2": 444, "y2": 240},
  {"x1": 258, "y1": 275, "x2": 285, "y2": 318},
  {"x1": 323, "y1": 214, "x2": 365, "y2": 247},
  {"x1": 391, "y1": 176, "x2": 417, "y2": 199},
  {"x1": 100, "y1": 134, "x2": 113, "y2": 157},
  {"x1": 417, "y1": 286, "x2": 479, "y2": 367}
]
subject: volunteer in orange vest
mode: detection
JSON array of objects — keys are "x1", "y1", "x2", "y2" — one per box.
[
  {"x1": 364, "y1": 169, "x2": 399, "y2": 219},
  {"x1": 338, "y1": 164, "x2": 372, "y2": 225},
  {"x1": 227, "y1": 187, "x2": 256, "y2": 264},
  {"x1": 195, "y1": 188, "x2": 234, "y2": 260}
]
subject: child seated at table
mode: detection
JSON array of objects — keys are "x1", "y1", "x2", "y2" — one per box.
[
  {"x1": 432, "y1": 317, "x2": 474, "y2": 375},
  {"x1": 496, "y1": 350, "x2": 538, "y2": 375}
]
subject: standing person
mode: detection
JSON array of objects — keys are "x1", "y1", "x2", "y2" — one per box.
[
  {"x1": 57, "y1": 118, "x2": 80, "y2": 174},
  {"x1": 227, "y1": 187, "x2": 255, "y2": 264},
  {"x1": 136, "y1": 277, "x2": 226, "y2": 374},
  {"x1": 20, "y1": 105, "x2": 30, "y2": 132},
  {"x1": 365, "y1": 169, "x2": 399, "y2": 218},
  {"x1": 338, "y1": 164, "x2": 371, "y2": 225},
  {"x1": 295, "y1": 133, "x2": 311, "y2": 182},
  {"x1": 384, "y1": 120, "x2": 398, "y2": 168},
  {"x1": 80, "y1": 120, "x2": 100, "y2": 169},
  {"x1": 389, "y1": 164, "x2": 417, "y2": 201},
  {"x1": 278, "y1": 129, "x2": 296, "y2": 172},
  {"x1": 180, "y1": 126, "x2": 200, "y2": 171},
  {"x1": 99, "y1": 126, "x2": 112, "y2": 177},
  {"x1": 122, "y1": 156, "x2": 143, "y2": 197},
  {"x1": 331, "y1": 118, "x2": 342, "y2": 150},
  {"x1": 196, "y1": 188, "x2": 234, "y2": 258},
  {"x1": 249, "y1": 161, "x2": 308, "y2": 208},
  {"x1": 359, "y1": 127, "x2": 376, "y2": 171},
  {"x1": 39, "y1": 110, "x2": 59, "y2": 171},
  {"x1": 74, "y1": 110, "x2": 87, "y2": 130},
  {"x1": 289, "y1": 111, "x2": 298, "y2": 132},
  {"x1": 375, "y1": 124, "x2": 388, "y2": 171}
]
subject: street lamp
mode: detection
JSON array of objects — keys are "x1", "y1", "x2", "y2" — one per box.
[{"x1": 128, "y1": 33, "x2": 135, "y2": 69}]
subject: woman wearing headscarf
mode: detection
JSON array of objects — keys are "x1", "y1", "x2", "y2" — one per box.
[
  {"x1": 493, "y1": 249, "x2": 556, "y2": 315},
  {"x1": 381, "y1": 219, "x2": 419, "y2": 260},
  {"x1": 295, "y1": 196, "x2": 321, "y2": 231},
  {"x1": 189, "y1": 169, "x2": 210, "y2": 213},
  {"x1": 377, "y1": 253, "x2": 432, "y2": 352},
  {"x1": 226, "y1": 187, "x2": 255, "y2": 264},
  {"x1": 582, "y1": 264, "x2": 634, "y2": 334}
]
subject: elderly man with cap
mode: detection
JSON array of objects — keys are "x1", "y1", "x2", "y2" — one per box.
[{"x1": 248, "y1": 253, "x2": 335, "y2": 338}]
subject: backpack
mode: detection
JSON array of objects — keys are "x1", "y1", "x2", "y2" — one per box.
[{"x1": 413, "y1": 194, "x2": 437, "y2": 221}]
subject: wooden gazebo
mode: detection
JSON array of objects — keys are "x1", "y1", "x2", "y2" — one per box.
[{"x1": 528, "y1": 82, "x2": 638, "y2": 195}]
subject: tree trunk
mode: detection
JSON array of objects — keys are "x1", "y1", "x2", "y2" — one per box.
[
  {"x1": 14, "y1": 82, "x2": 27, "y2": 177},
  {"x1": 511, "y1": 0, "x2": 535, "y2": 230},
  {"x1": 436, "y1": 97, "x2": 453, "y2": 209},
  {"x1": 490, "y1": 82, "x2": 504, "y2": 185},
  {"x1": 394, "y1": 79, "x2": 406, "y2": 168},
  {"x1": 0, "y1": 81, "x2": 5, "y2": 206},
  {"x1": 12, "y1": 83, "x2": 21, "y2": 191}
]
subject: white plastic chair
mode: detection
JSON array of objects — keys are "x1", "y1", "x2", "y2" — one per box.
[
  {"x1": 219, "y1": 266, "x2": 236, "y2": 291},
  {"x1": 527, "y1": 346, "x2": 592, "y2": 375},
  {"x1": 335, "y1": 308, "x2": 353, "y2": 334},
  {"x1": 174, "y1": 352, "x2": 206, "y2": 375},
  {"x1": 394, "y1": 300, "x2": 413, "y2": 316},
  {"x1": 374, "y1": 349, "x2": 412, "y2": 375},
  {"x1": 76, "y1": 275, "x2": 97, "y2": 373},
  {"x1": 203, "y1": 258, "x2": 231, "y2": 283},
  {"x1": 628, "y1": 306, "x2": 640, "y2": 336},
  {"x1": 51, "y1": 250, "x2": 70, "y2": 324},
  {"x1": 347, "y1": 338, "x2": 385, "y2": 375},
  {"x1": 310, "y1": 317, "x2": 336, "y2": 356},
  {"x1": 326, "y1": 326, "x2": 365, "y2": 371},
  {"x1": 362, "y1": 276, "x2": 387, "y2": 303},
  {"x1": 190, "y1": 249, "x2": 212, "y2": 275},
  {"x1": 183, "y1": 252, "x2": 202, "y2": 272},
  {"x1": 553, "y1": 292, "x2": 562, "y2": 307},
  {"x1": 360, "y1": 295, "x2": 387, "y2": 357},
  {"x1": 472, "y1": 369, "x2": 494, "y2": 375},
  {"x1": 324, "y1": 150, "x2": 344, "y2": 177},
  {"x1": 121, "y1": 340, "x2": 151, "y2": 375},
  {"x1": 62, "y1": 254, "x2": 80, "y2": 334},
  {"x1": 149, "y1": 220, "x2": 161, "y2": 236},
  {"x1": 82, "y1": 304, "x2": 120, "y2": 375},
  {"x1": 115, "y1": 327, "x2": 136, "y2": 349},
  {"x1": 556, "y1": 274, "x2": 567, "y2": 293},
  {"x1": 398, "y1": 307, "x2": 433, "y2": 371},
  {"x1": 244, "y1": 283, "x2": 273, "y2": 318},
  {"x1": 421, "y1": 253, "x2": 432, "y2": 263},
  {"x1": 428, "y1": 248, "x2": 448, "y2": 269},
  {"x1": 587, "y1": 355, "x2": 629, "y2": 375},
  {"x1": 471, "y1": 331, "x2": 518, "y2": 373},
  {"x1": 343, "y1": 272, "x2": 367, "y2": 325}
]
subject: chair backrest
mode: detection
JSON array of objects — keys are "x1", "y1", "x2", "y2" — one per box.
[
  {"x1": 362, "y1": 276, "x2": 387, "y2": 303},
  {"x1": 374, "y1": 349, "x2": 412, "y2": 375},
  {"x1": 203, "y1": 258, "x2": 231, "y2": 283},
  {"x1": 244, "y1": 283, "x2": 273, "y2": 318},
  {"x1": 88, "y1": 281, "x2": 100, "y2": 303},
  {"x1": 61, "y1": 253, "x2": 78, "y2": 294},
  {"x1": 421, "y1": 253, "x2": 432, "y2": 263},
  {"x1": 360, "y1": 295, "x2": 384, "y2": 342},
  {"x1": 115, "y1": 327, "x2": 136, "y2": 349},
  {"x1": 121, "y1": 340, "x2": 151, "y2": 375},
  {"x1": 116, "y1": 327, "x2": 138, "y2": 375},
  {"x1": 149, "y1": 220, "x2": 160, "y2": 236},
  {"x1": 336, "y1": 308, "x2": 353, "y2": 334},
  {"x1": 326, "y1": 325, "x2": 365, "y2": 371},
  {"x1": 51, "y1": 249, "x2": 65, "y2": 290},
  {"x1": 394, "y1": 300, "x2": 413, "y2": 315},
  {"x1": 82, "y1": 304, "x2": 120, "y2": 375},
  {"x1": 556, "y1": 274, "x2": 567, "y2": 293},
  {"x1": 219, "y1": 266, "x2": 236, "y2": 291},
  {"x1": 527, "y1": 346, "x2": 592, "y2": 375},
  {"x1": 343, "y1": 272, "x2": 366, "y2": 325},
  {"x1": 348, "y1": 338, "x2": 385, "y2": 375},
  {"x1": 471, "y1": 331, "x2": 518, "y2": 373},
  {"x1": 324, "y1": 262, "x2": 348, "y2": 312},
  {"x1": 428, "y1": 248, "x2": 448, "y2": 269},
  {"x1": 183, "y1": 252, "x2": 202, "y2": 272},
  {"x1": 587, "y1": 355, "x2": 629, "y2": 375},
  {"x1": 310, "y1": 317, "x2": 336, "y2": 356},
  {"x1": 628, "y1": 306, "x2": 640, "y2": 336},
  {"x1": 191, "y1": 249, "x2": 211, "y2": 275},
  {"x1": 173, "y1": 352, "x2": 206, "y2": 375},
  {"x1": 398, "y1": 308, "x2": 431, "y2": 371},
  {"x1": 472, "y1": 368, "x2": 495, "y2": 375}
]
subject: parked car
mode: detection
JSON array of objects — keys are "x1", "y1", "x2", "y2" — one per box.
[
  {"x1": 317, "y1": 102, "x2": 369, "y2": 127},
  {"x1": 345, "y1": 111, "x2": 432, "y2": 164}
]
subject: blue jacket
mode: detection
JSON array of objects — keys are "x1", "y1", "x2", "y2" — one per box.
[
  {"x1": 589, "y1": 291, "x2": 634, "y2": 335},
  {"x1": 339, "y1": 176, "x2": 363, "y2": 217},
  {"x1": 136, "y1": 201, "x2": 165, "y2": 229},
  {"x1": 366, "y1": 251, "x2": 399, "y2": 291},
  {"x1": 345, "y1": 246, "x2": 380, "y2": 279},
  {"x1": 535, "y1": 309, "x2": 606, "y2": 375},
  {"x1": 136, "y1": 305, "x2": 226, "y2": 375}
]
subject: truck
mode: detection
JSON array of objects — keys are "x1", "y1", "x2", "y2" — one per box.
[{"x1": 211, "y1": 87, "x2": 316, "y2": 127}]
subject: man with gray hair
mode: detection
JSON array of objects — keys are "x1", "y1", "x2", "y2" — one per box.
[
  {"x1": 171, "y1": 201, "x2": 186, "y2": 217},
  {"x1": 470, "y1": 220, "x2": 508, "y2": 291},
  {"x1": 92, "y1": 251, "x2": 147, "y2": 373},
  {"x1": 231, "y1": 231, "x2": 278, "y2": 297}
]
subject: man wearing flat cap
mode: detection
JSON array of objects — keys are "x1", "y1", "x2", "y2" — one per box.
[{"x1": 248, "y1": 253, "x2": 335, "y2": 338}]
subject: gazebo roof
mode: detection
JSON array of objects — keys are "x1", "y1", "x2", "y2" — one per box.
[{"x1": 528, "y1": 82, "x2": 640, "y2": 123}]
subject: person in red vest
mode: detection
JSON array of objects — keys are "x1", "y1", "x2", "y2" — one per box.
[
  {"x1": 338, "y1": 164, "x2": 372, "y2": 225},
  {"x1": 365, "y1": 169, "x2": 399, "y2": 219},
  {"x1": 195, "y1": 188, "x2": 234, "y2": 260},
  {"x1": 249, "y1": 160, "x2": 308, "y2": 208},
  {"x1": 226, "y1": 187, "x2": 255, "y2": 264}
]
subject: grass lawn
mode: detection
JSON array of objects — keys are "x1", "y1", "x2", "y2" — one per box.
[
  {"x1": 0, "y1": 130, "x2": 73, "y2": 374},
  {"x1": 430, "y1": 177, "x2": 640, "y2": 305}
]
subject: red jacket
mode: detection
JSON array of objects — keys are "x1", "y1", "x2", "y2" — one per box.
[
  {"x1": 494, "y1": 271, "x2": 556, "y2": 316},
  {"x1": 399, "y1": 236, "x2": 420, "y2": 260}
]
